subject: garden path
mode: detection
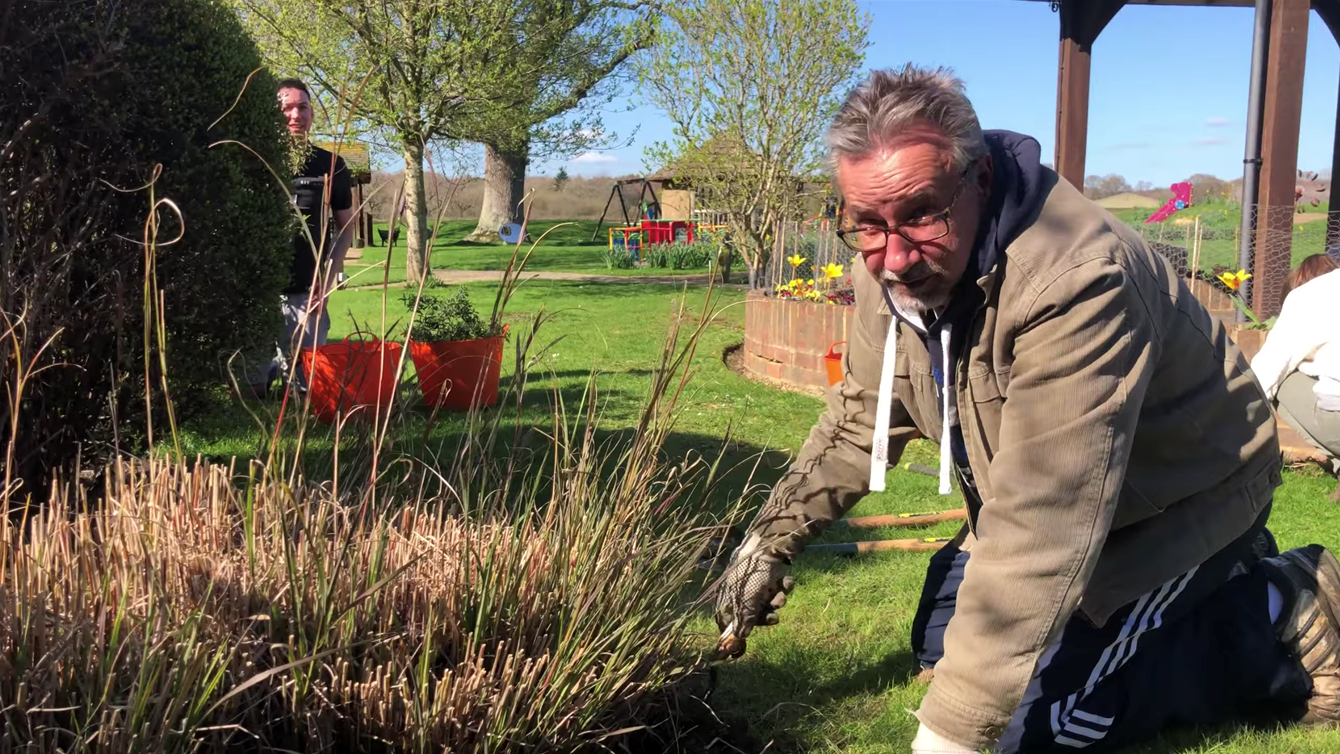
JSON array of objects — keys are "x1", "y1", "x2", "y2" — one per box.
[{"x1": 429, "y1": 269, "x2": 747, "y2": 287}]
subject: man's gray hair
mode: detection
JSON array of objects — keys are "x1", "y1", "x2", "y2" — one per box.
[{"x1": 828, "y1": 65, "x2": 988, "y2": 171}]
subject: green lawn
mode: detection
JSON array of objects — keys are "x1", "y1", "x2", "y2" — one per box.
[
  {"x1": 182, "y1": 237, "x2": 1340, "y2": 753},
  {"x1": 342, "y1": 220, "x2": 714, "y2": 287}
]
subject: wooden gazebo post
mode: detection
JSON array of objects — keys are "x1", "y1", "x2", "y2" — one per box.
[
  {"x1": 1312, "y1": 2, "x2": 1340, "y2": 253},
  {"x1": 1053, "y1": 0, "x2": 1126, "y2": 191},
  {"x1": 1252, "y1": 0, "x2": 1308, "y2": 318},
  {"x1": 1035, "y1": 0, "x2": 1321, "y2": 321}
]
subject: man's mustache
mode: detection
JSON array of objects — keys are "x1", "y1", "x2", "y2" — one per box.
[{"x1": 880, "y1": 264, "x2": 939, "y2": 286}]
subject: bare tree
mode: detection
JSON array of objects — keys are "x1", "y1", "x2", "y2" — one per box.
[
  {"x1": 638, "y1": 0, "x2": 869, "y2": 288},
  {"x1": 1083, "y1": 173, "x2": 1132, "y2": 200},
  {"x1": 1185, "y1": 173, "x2": 1230, "y2": 204}
]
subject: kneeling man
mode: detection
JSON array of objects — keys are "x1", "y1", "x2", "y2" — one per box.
[{"x1": 716, "y1": 65, "x2": 1339, "y2": 753}]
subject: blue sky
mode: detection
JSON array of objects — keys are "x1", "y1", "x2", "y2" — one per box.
[{"x1": 540, "y1": 0, "x2": 1340, "y2": 187}]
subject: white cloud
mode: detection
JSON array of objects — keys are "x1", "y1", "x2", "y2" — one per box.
[
  {"x1": 1193, "y1": 136, "x2": 1227, "y2": 146},
  {"x1": 1205, "y1": 116, "x2": 1231, "y2": 128},
  {"x1": 572, "y1": 151, "x2": 618, "y2": 164}
]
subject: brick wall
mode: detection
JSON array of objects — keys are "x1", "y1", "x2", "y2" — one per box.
[
  {"x1": 1186, "y1": 278, "x2": 1236, "y2": 320},
  {"x1": 744, "y1": 292, "x2": 853, "y2": 390},
  {"x1": 1187, "y1": 279, "x2": 1267, "y2": 360},
  {"x1": 744, "y1": 286, "x2": 1265, "y2": 392}
]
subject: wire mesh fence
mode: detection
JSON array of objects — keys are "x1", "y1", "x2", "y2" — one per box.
[
  {"x1": 750, "y1": 204, "x2": 1336, "y2": 319},
  {"x1": 1131, "y1": 204, "x2": 1336, "y2": 320},
  {"x1": 761, "y1": 219, "x2": 850, "y2": 292}
]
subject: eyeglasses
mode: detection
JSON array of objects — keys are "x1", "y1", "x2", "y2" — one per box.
[{"x1": 835, "y1": 167, "x2": 971, "y2": 253}]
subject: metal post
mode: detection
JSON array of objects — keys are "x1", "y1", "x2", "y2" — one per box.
[{"x1": 1237, "y1": 0, "x2": 1271, "y2": 320}]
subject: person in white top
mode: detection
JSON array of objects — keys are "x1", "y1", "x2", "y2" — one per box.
[{"x1": 1251, "y1": 254, "x2": 1340, "y2": 499}]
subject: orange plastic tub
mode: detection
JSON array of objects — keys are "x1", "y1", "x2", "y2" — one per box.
[
  {"x1": 408, "y1": 332, "x2": 505, "y2": 411},
  {"x1": 299, "y1": 338, "x2": 403, "y2": 423}
]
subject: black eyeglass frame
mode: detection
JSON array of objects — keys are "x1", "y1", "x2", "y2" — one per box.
[{"x1": 835, "y1": 166, "x2": 974, "y2": 253}]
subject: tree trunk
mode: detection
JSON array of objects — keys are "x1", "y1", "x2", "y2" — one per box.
[
  {"x1": 466, "y1": 142, "x2": 529, "y2": 243},
  {"x1": 402, "y1": 140, "x2": 430, "y2": 283}
]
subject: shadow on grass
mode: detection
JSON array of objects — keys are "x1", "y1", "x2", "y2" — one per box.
[{"x1": 182, "y1": 376, "x2": 793, "y2": 517}]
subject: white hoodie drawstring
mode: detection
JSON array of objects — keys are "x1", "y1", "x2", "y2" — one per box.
[
  {"x1": 937, "y1": 326, "x2": 953, "y2": 495},
  {"x1": 869, "y1": 318, "x2": 955, "y2": 496},
  {"x1": 869, "y1": 320, "x2": 899, "y2": 492}
]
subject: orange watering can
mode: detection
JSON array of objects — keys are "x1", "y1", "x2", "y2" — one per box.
[{"x1": 824, "y1": 341, "x2": 846, "y2": 387}]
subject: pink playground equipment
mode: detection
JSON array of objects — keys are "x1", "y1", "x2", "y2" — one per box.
[{"x1": 1145, "y1": 182, "x2": 1194, "y2": 224}]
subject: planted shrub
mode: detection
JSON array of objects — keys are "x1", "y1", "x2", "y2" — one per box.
[
  {"x1": 669, "y1": 240, "x2": 715, "y2": 269},
  {"x1": 0, "y1": 0, "x2": 292, "y2": 492},
  {"x1": 644, "y1": 243, "x2": 671, "y2": 268},
  {"x1": 642, "y1": 241, "x2": 715, "y2": 270},
  {"x1": 402, "y1": 287, "x2": 502, "y2": 343}
]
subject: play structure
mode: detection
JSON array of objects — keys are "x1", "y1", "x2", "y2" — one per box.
[
  {"x1": 1145, "y1": 182, "x2": 1194, "y2": 224},
  {"x1": 311, "y1": 139, "x2": 373, "y2": 249},
  {"x1": 594, "y1": 176, "x2": 729, "y2": 259},
  {"x1": 592, "y1": 178, "x2": 663, "y2": 241}
]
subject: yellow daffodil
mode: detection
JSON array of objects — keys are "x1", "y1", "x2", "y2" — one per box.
[
  {"x1": 806, "y1": 278, "x2": 815, "y2": 286},
  {"x1": 787, "y1": 254, "x2": 806, "y2": 268},
  {"x1": 1218, "y1": 269, "x2": 1252, "y2": 291},
  {"x1": 821, "y1": 262, "x2": 844, "y2": 280}
]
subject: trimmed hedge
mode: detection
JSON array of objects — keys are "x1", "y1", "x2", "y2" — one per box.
[{"x1": 0, "y1": 0, "x2": 293, "y2": 494}]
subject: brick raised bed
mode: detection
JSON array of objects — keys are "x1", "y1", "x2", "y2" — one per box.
[
  {"x1": 744, "y1": 281, "x2": 1324, "y2": 464},
  {"x1": 743, "y1": 285, "x2": 1267, "y2": 393},
  {"x1": 744, "y1": 291, "x2": 853, "y2": 391},
  {"x1": 1186, "y1": 278, "x2": 1235, "y2": 321}
]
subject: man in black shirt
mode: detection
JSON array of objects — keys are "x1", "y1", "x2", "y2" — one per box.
[{"x1": 247, "y1": 78, "x2": 354, "y2": 397}]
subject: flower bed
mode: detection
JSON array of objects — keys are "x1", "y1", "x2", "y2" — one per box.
[
  {"x1": 744, "y1": 265, "x2": 1264, "y2": 394},
  {"x1": 744, "y1": 290, "x2": 854, "y2": 391}
]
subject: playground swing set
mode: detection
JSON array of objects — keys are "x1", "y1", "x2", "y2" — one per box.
[{"x1": 591, "y1": 177, "x2": 728, "y2": 260}]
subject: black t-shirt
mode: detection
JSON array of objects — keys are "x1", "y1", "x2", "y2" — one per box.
[{"x1": 288, "y1": 146, "x2": 353, "y2": 293}]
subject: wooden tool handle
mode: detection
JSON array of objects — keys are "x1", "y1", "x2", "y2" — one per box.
[
  {"x1": 809, "y1": 537, "x2": 952, "y2": 555},
  {"x1": 834, "y1": 509, "x2": 967, "y2": 529}
]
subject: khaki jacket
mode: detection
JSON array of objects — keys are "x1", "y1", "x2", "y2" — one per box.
[{"x1": 745, "y1": 173, "x2": 1281, "y2": 747}]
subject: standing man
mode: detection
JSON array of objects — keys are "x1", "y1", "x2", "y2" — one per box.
[
  {"x1": 715, "y1": 65, "x2": 1340, "y2": 752},
  {"x1": 247, "y1": 77, "x2": 354, "y2": 398}
]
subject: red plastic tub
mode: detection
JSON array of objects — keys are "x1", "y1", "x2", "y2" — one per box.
[
  {"x1": 299, "y1": 338, "x2": 404, "y2": 423},
  {"x1": 408, "y1": 332, "x2": 506, "y2": 411}
]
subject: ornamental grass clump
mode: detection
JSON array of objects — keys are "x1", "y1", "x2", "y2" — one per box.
[
  {"x1": 0, "y1": 372, "x2": 736, "y2": 750},
  {"x1": 0, "y1": 221, "x2": 743, "y2": 750}
]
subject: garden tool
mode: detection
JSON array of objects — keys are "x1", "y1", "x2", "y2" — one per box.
[
  {"x1": 713, "y1": 534, "x2": 792, "y2": 659},
  {"x1": 713, "y1": 534, "x2": 954, "y2": 658},
  {"x1": 832, "y1": 509, "x2": 967, "y2": 530},
  {"x1": 808, "y1": 537, "x2": 954, "y2": 555}
]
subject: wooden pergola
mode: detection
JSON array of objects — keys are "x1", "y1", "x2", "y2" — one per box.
[{"x1": 1026, "y1": 0, "x2": 1340, "y2": 317}]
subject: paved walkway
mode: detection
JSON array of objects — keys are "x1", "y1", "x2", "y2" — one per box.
[
  {"x1": 430, "y1": 269, "x2": 745, "y2": 287},
  {"x1": 1280, "y1": 422, "x2": 1329, "y2": 466}
]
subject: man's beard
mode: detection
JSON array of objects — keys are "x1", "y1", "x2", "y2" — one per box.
[{"x1": 880, "y1": 265, "x2": 951, "y2": 316}]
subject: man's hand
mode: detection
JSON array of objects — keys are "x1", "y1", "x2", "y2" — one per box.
[
  {"x1": 714, "y1": 534, "x2": 794, "y2": 657},
  {"x1": 910, "y1": 723, "x2": 979, "y2": 753}
]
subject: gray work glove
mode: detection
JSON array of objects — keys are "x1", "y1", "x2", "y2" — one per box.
[{"x1": 714, "y1": 534, "x2": 795, "y2": 658}]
